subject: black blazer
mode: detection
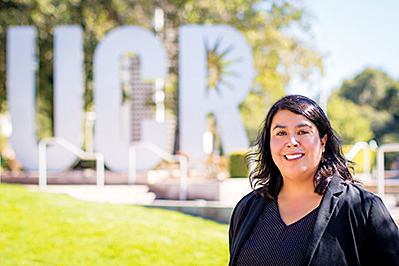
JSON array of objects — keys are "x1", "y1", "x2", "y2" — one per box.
[{"x1": 229, "y1": 175, "x2": 399, "y2": 265}]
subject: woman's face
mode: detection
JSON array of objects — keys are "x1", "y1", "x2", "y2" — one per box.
[{"x1": 270, "y1": 110, "x2": 327, "y2": 183}]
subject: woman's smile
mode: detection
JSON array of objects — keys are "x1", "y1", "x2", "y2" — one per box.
[
  {"x1": 270, "y1": 110, "x2": 327, "y2": 182},
  {"x1": 284, "y1": 153, "x2": 304, "y2": 160}
]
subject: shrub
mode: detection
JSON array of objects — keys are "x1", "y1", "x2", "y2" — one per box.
[{"x1": 229, "y1": 151, "x2": 249, "y2": 178}]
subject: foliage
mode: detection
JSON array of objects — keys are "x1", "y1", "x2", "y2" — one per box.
[
  {"x1": 337, "y1": 68, "x2": 399, "y2": 144},
  {"x1": 327, "y1": 91, "x2": 374, "y2": 145},
  {"x1": 229, "y1": 150, "x2": 248, "y2": 178},
  {"x1": 0, "y1": 183, "x2": 229, "y2": 265},
  {"x1": 0, "y1": 0, "x2": 322, "y2": 150},
  {"x1": 0, "y1": 134, "x2": 21, "y2": 172},
  {"x1": 328, "y1": 68, "x2": 399, "y2": 169}
]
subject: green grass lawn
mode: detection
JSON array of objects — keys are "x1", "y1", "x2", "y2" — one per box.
[{"x1": 0, "y1": 184, "x2": 229, "y2": 265}]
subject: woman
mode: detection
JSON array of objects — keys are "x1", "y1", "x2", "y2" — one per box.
[{"x1": 229, "y1": 95, "x2": 399, "y2": 266}]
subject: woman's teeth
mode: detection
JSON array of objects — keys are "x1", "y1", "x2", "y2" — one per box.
[{"x1": 285, "y1": 154, "x2": 303, "y2": 160}]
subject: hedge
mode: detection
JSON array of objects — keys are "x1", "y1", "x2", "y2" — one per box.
[{"x1": 229, "y1": 151, "x2": 249, "y2": 178}]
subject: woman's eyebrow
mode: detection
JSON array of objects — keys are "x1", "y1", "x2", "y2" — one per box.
[
  {"x1": 272, "y1": 123, "x2": 313, "y2": 131},
  {"x1": 296, "y1": 123, "x2": 313, "y2": 128},
  {"x1": 272, "y1": 125, "x2": 286, "y2": 131},
  {"x1": 272, "y1": 123, "x2": 313, "y2": 132}
]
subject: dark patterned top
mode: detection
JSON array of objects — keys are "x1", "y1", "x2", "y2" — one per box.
[{"x1": 236, "y1": 199, "x2": 319, "y2": 266}]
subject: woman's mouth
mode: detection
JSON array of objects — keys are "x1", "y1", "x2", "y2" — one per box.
[{"x1": 284, "y1": 154, "x2": 304, "y2": 160}]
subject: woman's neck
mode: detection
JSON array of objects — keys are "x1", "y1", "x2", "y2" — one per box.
[
  {"x1": 278, "y1": 177, "x2": 317, "y2": 200},
  {"x1": 277, "y1": 177, "x2": 323, "y2": 226}
]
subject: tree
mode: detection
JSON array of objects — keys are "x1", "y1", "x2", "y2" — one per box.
[
  {"x1": 338, "y1": 68, "x2": 399, "y2": 144},
  {"x1": 0, "y1": 0, "x2": 322, "y2": 151},
  {"x1": 327, "y1": 91, "x2": 374, "y2": 145}
]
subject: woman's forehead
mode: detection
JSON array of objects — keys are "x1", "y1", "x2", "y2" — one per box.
[{"x1": 271, "y1": 110, "x2": 315, "y2": 128}]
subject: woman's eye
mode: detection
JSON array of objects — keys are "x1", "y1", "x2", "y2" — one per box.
[
  {"x1": 298, "y1": 130, "x2": 309, "y2": 135},
  {"x1": 276, "y1": 131, "x2": 286, "y2": 136}
]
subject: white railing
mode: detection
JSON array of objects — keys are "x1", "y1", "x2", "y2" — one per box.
[
  {"x1": 129, "y1": 141, "x2": 188, "y2": 200},
  {"x1": 38, "y1": 137, "x2": 188, "y2": 200},
  {"x1": 376, "y1": 143, "x2": 399, "y2": 199},
  {"x1": 39, "y1": 137, "x2": 105, "y2": 189},
  {"x1": 345, "y1": 141, "x2": 371, "y2": 179}
]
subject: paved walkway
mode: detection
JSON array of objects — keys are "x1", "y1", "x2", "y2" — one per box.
[
  {"x1": 24, "y1": 184, "x2": 235, "y2": 223},
  {"x1": 23, "y1": 184, "x2": 399, "y2": 225},
  {"x1": 24, "y1": 184, "x2": 156, "y2": 205}
]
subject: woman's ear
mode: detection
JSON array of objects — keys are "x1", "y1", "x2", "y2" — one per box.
[{"x1": 321, "y1": 134, "x2": 328, "y2": 152}]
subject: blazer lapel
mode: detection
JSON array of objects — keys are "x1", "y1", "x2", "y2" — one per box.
[{"x1": 300, "y1": 175, "x2": 345, "y2": 266}]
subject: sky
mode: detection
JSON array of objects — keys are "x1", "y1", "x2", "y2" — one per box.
[{"x1": 288, "y1": 0, "x2": 399, "y2": 105}]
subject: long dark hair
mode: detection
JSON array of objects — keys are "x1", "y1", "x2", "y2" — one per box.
[{"x1": 246, "y1": 95, "x2": 354, "y2": 199}]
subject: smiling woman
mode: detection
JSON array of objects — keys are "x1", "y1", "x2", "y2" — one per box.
[
  {"x1": 270, "y1": 110, "x2": 327, "y2": 227},
  {"x1": 228, "y1": 95, "x2": 399, "y2": 266},
  {"x1": 270, "y1": 110, "x2": 327, "y2": 186}
]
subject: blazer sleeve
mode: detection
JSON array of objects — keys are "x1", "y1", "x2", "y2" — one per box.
[
  {"x1": 229, "y1": 192, "x2": 253, "y2": 253},
  {"x1": 364, "y1": 196, "x2": 399, "y2": 265},
  {"x1": 229, "y1": 199, "x2": 241, "y2": 253}
]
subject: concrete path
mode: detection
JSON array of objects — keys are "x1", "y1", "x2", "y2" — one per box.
[
  {"x1": 23, "y1": 184, "x2": 399, "y2": 225},
  {"x1": 25, "y1": 184, "x2": 156, "y2": 205}
]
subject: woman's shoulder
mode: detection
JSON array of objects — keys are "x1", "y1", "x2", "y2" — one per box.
[
  {"x1": 233, "y1": 191, "x2": 259, "y2": 212},
  {"x1": 331, "y1": 175, "x2": 386, "y2": 212},
  {"x1": 329, "y1": 175, "x2": 376, "y2": 197},
  {"x1": 229, "y1": 191, "x2": 268, "y2": 243},
  {"x1": 231, "y1": 191, "x2": 266, "y2": 221},
  {"x1": 348, "y1": 182, "x2": 377, "y2": 199}
]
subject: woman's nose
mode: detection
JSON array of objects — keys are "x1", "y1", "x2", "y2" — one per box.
[{"x1": 286, "y1": 136, "x2": 299, "y2": 148}]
